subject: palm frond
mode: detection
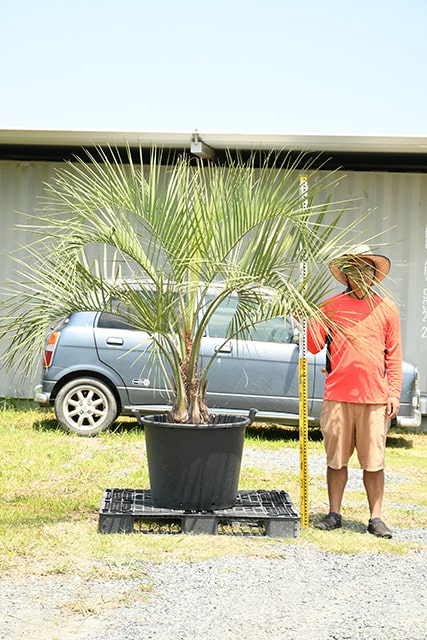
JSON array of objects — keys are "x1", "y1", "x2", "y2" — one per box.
[{"x1": 0, "y1": 147, "x2": 379, "y2": 422}]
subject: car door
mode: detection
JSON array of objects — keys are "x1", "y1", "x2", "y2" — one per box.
[
  {"x1": 94, "y1": 312, "x2": 172, "y2": 404},
  {"x1": 200, "y1": 297, "x2": 318, "y2": 420}
]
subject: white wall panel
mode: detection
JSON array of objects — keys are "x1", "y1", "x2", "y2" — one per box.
[
  {"x1": 0, "y1": 161, "x2": 62, "y2": 398},
  {"x1": 329, "y1": 170, "x2": 427, "y2": 390},
  {"x1": 0, "y1": 160, "x2": 426, "y2": 399}
]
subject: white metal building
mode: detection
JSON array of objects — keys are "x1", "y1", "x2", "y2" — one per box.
[{"x1": 0, "y1": 129, "x2": 426, "y2": 401}]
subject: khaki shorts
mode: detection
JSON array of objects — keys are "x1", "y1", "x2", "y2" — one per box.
[{"x1": 320, "y1": 401, "x2": 389, "y2": 472}]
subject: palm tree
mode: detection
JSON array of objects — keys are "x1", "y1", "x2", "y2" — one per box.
[{"x1": 1, "y1": 146, "x2": 367, "y2": 424}]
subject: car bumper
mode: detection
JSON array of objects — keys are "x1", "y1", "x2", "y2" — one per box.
[
  {"x1": 395, "y1": 409, "x2": 422, "y2": 428},
  {"x1": 34, "y1": 384, "x2": 51, "y2": 406}
]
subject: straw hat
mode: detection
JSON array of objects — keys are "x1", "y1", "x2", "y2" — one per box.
[{"x1": 329, "y1": 244, "x2": 391, "y2": 285}]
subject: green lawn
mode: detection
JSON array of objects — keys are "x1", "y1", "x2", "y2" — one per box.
[{"x1": 0, "y1": 405, "x2": 426, "y2": 579}]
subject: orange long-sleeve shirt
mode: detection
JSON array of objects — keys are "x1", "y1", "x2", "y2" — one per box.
[{"x1": 307, "y1": 292, "x2": 402, "y2": 404}]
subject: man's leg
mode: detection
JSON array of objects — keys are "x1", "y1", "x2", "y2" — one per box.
[
  {"x1": 316, "y1": 401, "x2": 353, "y2": 530},
  {"x1": 316, "y1": 466, "x2": 348, "y2": 530},
  {"x1": 364, "y1": 469, "x2": 392, "y2": 538},
  {"x1": 327, "y1": 466, "x2": 348, "y2": 514},
  {"x1": 363, "y1": 469, "x2": 384, "y2": 519},
  {"x1": 357, "y1": 406, "x2": 392, "y2": 538}
]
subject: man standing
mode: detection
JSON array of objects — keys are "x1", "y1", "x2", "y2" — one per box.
[{"x1": 307, "y1": 245, "x2": 402, "y2": 538}]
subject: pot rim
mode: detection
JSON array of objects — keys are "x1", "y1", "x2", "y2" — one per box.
[{"x1": 136, "y1": 410, "x2": 256, "y2": 429}]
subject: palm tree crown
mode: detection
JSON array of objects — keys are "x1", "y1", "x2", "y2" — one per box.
[{"x1": 1, "y1": 147, "x2": 369, "y2": 423}]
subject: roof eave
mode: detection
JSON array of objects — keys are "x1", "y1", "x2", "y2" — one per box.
[{"x1": 0, "y1": 129, "x2": 427, "y2": 172}]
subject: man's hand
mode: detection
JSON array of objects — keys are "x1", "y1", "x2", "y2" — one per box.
[{"x1": 387, "y1": 396, "x2": 400, "y2": 419}]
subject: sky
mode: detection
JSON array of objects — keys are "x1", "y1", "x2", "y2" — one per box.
[{"x1": 1, "y1": 0, "x2": 427, "y2": 136}]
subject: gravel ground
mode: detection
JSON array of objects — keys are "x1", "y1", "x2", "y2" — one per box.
[
  {"x1": 1, "y1": 451, "x2": 425, "y2": 640},
  {"x1": 1, "y1": 540, "x2": 426, "y2": 640}
]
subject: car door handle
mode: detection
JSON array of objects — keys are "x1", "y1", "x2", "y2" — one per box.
[
  {"x1": 106, "y1": 337, "x2": 124, "y2": 346},
  {"x1": 214, "y1": 343, "x2": 232, "y2": 353}
]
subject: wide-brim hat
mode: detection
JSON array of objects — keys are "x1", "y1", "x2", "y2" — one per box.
[{"x1": 329, "y1": 244, "x2": 391, "y2": 285}]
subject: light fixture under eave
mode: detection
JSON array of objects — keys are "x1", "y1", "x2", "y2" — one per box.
[{"x1": 190, "y1": 132, "x2": 216, "y2": 160}]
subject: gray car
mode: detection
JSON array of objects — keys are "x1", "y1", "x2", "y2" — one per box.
[{"x1": 35, "y1": 301, "x2": 422, "y2": 436}]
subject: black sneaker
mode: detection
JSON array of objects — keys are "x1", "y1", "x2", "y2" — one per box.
[
  {"x1": 315, "y1": 512, "x2": 342, "y2": 530},
  {"x1": 367, "y1": 518, "x2": 392, "y2": 539}
]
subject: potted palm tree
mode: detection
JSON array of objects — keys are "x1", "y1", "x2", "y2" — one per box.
[{"x1": 0, "y1": 146, "x2": 365, "y2": 510}]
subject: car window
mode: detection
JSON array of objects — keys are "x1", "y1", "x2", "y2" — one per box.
[
  {"x1": 97, "y1": 312, "x2": 137, "y2": 331},
  {"x1": 207, "y1": 296, "x2": 295, "y2": 343},
  {"x1": 250, "y1": 317, "x2": 295, "y2": 343},
  {"x1": 207, "y1": 297, "x2": 238, "y2": 338}
]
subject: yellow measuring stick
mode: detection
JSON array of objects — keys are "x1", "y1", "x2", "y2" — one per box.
[
  {"x1": 299, "y1": 175, "x2": 309, "y2": 527},
  {"x1": 299, "y1": 352, "x2": 309, "y2": 527}
]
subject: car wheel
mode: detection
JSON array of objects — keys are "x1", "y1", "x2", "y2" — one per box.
[{"x1": 55, "y1": 377, "x2": 118, "y2": 436}]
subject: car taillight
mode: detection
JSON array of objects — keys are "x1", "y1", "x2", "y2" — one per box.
[{"x1": 43, "y1": 331, "x2": 60, "y2": 367}]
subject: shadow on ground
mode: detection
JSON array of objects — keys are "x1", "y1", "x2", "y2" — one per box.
[{"x1": 31, "y1": 414, "x2": 416, "y2": 449}]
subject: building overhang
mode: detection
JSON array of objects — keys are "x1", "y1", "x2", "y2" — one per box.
[{"x1": 1, "y1": 129, "x2": 427, "y2": 172}]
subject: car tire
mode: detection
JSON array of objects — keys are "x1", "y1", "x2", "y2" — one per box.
[{"x1": 55, "y1": 377, "x2": 118, "y2": 436}]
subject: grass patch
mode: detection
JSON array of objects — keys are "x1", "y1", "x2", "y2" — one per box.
[{"x1": 0, "y1": 407, "x2": 426, "y2": 579}]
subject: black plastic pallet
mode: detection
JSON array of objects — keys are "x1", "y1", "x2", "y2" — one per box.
[{"x1": 98, "y1": 489, "x2": 300, "y2": 537}]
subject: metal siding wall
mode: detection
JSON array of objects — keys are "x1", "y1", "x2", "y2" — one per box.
[
  {"x1": 0, "y1": 161, "x2": 426, "y2": 398},
  {"x1": 0, "y1": 161, "x2": 61, "y2": 398},
  {"x1": 329, "y1": 170, "x2": 427, "y2": 391}
]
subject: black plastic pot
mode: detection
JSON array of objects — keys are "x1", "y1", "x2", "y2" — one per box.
[{"x1": 138, "y1": 411, "x2": 256, "y2": 511}]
